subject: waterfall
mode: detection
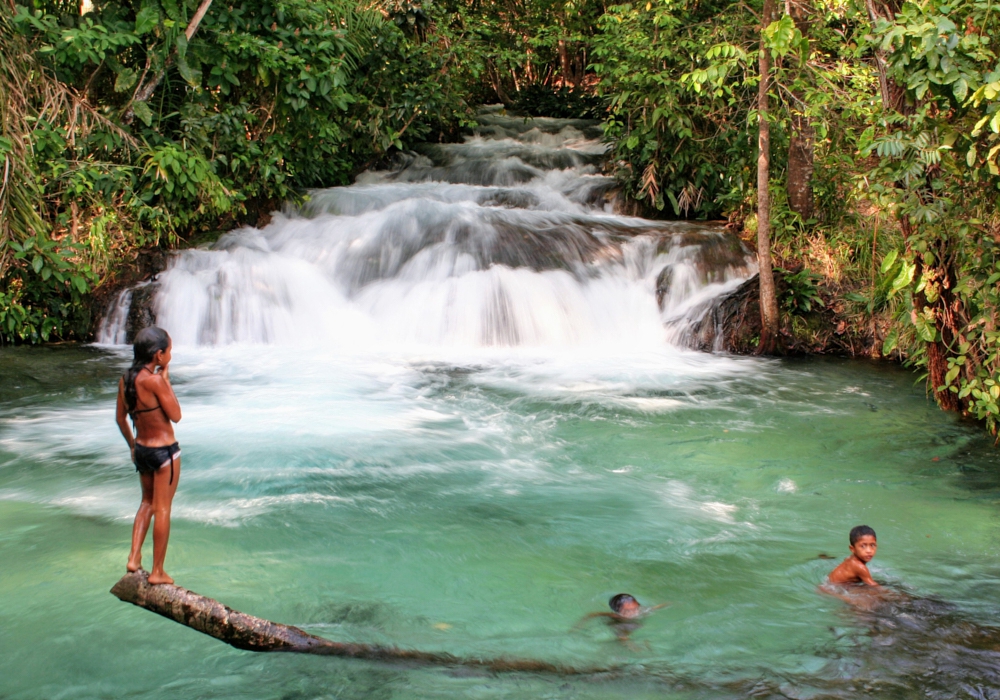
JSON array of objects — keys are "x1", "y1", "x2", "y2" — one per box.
[{"x1": 98, "y1": 110, "x2": 756, "y2": 350}]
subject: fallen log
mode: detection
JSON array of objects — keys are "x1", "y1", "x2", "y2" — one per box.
[{"x1": 111, "y1": 570, "x2": 613, "y2": 675}]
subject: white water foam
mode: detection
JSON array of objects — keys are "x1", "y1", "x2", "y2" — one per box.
[{"x1": 98, "y1": 113, "x2": 755, "y2": 352}]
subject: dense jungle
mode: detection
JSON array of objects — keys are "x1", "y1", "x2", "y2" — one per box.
[{"x1": 1, "y1": 0, "x2": 1000, "y2": 434}]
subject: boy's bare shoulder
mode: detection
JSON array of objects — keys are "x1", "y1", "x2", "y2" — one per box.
[{"x1": 827, "y1": 556, "x2": 866, "y2": 584}]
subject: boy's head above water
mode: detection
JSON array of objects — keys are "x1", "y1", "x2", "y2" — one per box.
[
  {"x1": 849, "y1": 524, "x2": 877, "y2": 562},
  {"x1": 609, "y1": 593, "x2": 641, "y2": 618}
]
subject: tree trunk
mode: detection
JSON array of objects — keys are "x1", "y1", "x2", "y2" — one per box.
[
  {"x1": 787, "y1": 116, "x2": 814, "y2": 220},
  {"x1": 864, "y1": 0, "x2": 909, "y2": 113},
  {"x1": 786, "y1": 0, "x2": 814, "y2": 221},
  {"x1": 557, "y1": 39, "x2": 571, "y2": 88},
  {"x1": 110, "y1": 570, "x2": 612, "y2": 675},
  {"x1": 756, "y1": 0, "x2": 779, "y2": 354}
]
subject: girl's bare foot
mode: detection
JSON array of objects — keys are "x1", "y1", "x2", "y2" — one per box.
[
  {"x1": 147, "y1": 571, "x2": 174, "y2": 585},
  {"x1": 126, "y1": 557, "x2": 142, "y2": 573}
]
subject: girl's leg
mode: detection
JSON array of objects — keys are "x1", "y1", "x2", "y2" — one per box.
[
  {"x1": 127, "y1": 472, "x2": 155, "y2": 572},
  {"x1": 148, "y1": 456, "x2": 181, "y2": 585}
]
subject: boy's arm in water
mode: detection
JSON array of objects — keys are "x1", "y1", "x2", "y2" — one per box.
[
  {"x1": 573, "y1": 603, "x2": 669, "y2": 629},
  {"x1": 571, "y1": 612, "x2": 619, "y2": 630}
]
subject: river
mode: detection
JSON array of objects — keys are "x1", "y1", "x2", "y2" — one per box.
[{"x1": 2, "y1": 111, "x2": 1000, "y2": 699}]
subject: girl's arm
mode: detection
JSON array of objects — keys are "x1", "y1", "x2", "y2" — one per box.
[
  {"x1": 115, "y1": 378, "x2": 135, "y2": 461},
  {"x1": 153, "y1": 366, "x2": 182, "y2": 423}
]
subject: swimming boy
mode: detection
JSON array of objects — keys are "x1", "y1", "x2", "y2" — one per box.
[
  {"x1": 574, "y1": 593, "x2": 667, "y2": 647},
  {"x1": 827, "y1": 525, "x2": 879, "y2": 586}
]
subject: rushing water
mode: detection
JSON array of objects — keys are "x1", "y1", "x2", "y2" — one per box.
[{"x1": 4, "y1": 113, "x2": 1000, "y2": 699}]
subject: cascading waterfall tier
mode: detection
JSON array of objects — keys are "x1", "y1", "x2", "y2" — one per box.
[{"x1": 98, "y1": 109, "x2": 756, "y2": 349}]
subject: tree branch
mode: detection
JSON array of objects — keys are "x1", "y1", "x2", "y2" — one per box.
[{"x1": 123, "y1": 0, "x2": 215, "y2": 124}]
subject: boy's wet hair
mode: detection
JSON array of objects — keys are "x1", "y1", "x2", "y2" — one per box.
[
  {"x1": 850, "y1": 525, "x2": 876, "y2": 545},
  {"x1": 609, "y1": 593, "x2": 638, "y2": 613}
]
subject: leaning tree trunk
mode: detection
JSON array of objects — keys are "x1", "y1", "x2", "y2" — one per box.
[
  {"x1": 755, "y1": 0, "x2": 779, "y2": 354},
  {"x1": 111, "y1": 570, "x2": 613, "y2": 675}
]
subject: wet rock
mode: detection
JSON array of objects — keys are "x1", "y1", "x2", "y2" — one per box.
[
  {"x1": 656, "y1": 266, "x2": 673, "y2": 307},
  {"x1": 477, "y1": 189, "x2": 541, "y2": 210},
  {"x1": 88, "y1": 247, "x2": 169, "y2": 341},
  {"x1": 124, "y1": 282, "x2": 159, "y2": 343},
  {"x1": 657, "y1": 231, "x2": 753, "y2": 286},
  {"x1": 686, "y1": 274, "x2": 763, "y2": 353}
]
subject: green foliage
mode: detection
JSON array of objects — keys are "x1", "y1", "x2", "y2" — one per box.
[
  {"x1": 592, "y1": 0, "x2": 759, "y2": 218},
  {"x1": 859, "y1": 0, "x2": 1000, "y2": 433},
  {"x1": 1, "y1": 0, "x2": 471, "y2": 343},
  {"x1": 1, "y1": 235, "x2": 97, "y2": 343},
  {"x1": 779, "y1": 268, "x2": 824, "y2": 315}
]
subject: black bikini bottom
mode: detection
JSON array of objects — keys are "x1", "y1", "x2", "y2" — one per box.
[{"x1": 134, "y1": 442, "x2": 181, "y2": 484}]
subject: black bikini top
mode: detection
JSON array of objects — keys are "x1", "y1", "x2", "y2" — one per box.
[{"x1": 130, "y1": 366, "x2": 166, "y2": 419}]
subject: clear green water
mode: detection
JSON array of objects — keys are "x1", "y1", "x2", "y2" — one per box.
[{"x1": 3, "y1": 344, "x2": 1000, "y2": 699}]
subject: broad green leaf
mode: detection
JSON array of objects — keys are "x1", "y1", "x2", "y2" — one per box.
[
  {"x1": 953, "y1": 77, "x2": 968, "y2": 102},
  {"x1": 114, "y1": 68, "x2": 137, "y2": 93},
  {"x1": 880, "y1": 249, "x2": 899, "y2": 274},
  {"x1": 945, "y1": 366, "x2": 960, "y2": 385},
  {"x1": 883, "y1": 329, "x2": 899, "y2": 355},
  {"x1": 132, "y1": 101, "x2": 153, "y2": 127},
  {"x1": 891, "y1": 261, "x2": 915, "y2": 292},
  {"x1": 914, "y1": 315, "x2": 938, "y2": 342},
  {"x1": 177, "y1": 56, "x2": 201, "y2": 87},
  {"x1": 134, "y1": 6, "x2": 159, "y2": 35}
]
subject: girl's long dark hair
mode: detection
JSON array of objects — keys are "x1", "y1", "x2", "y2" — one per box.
[{"x1": 124, "y1": 326, "x2": 170, "y2": 416}]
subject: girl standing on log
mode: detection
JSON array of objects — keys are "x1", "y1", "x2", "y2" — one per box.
[{"x1": 115, "y1": 326, "x2": 182, "y2": 585}]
